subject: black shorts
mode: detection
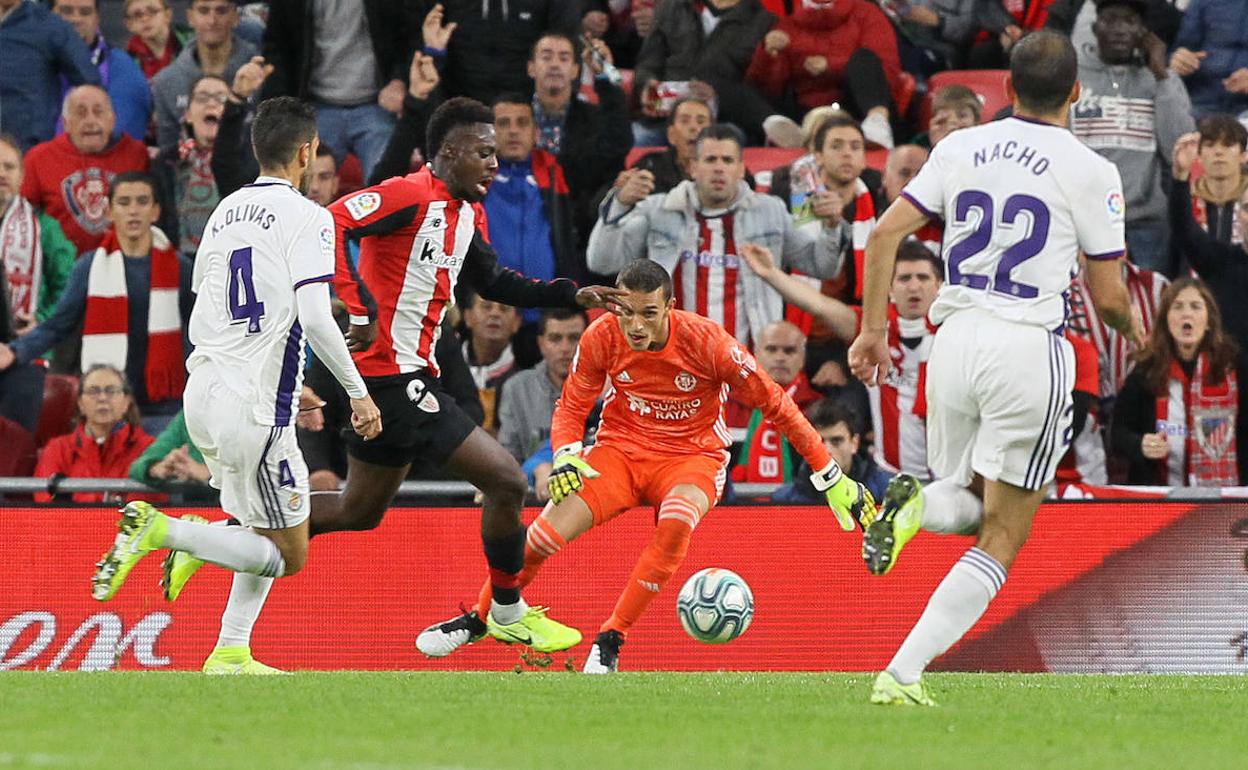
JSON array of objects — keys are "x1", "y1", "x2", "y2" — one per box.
[{"x1": 346, "y1": 373, "x2": 478, "y2": 469}]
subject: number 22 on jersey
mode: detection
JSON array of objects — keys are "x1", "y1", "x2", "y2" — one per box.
[
  {"x1": 945, "y1": 191, "x2": 1051, "y2": 300},
  {"x1": 227, "y1": 246, "x2": 267, "y2": 334}
]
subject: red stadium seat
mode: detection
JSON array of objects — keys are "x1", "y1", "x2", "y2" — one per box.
[
  {"x1": 35, "y1": 373, "x2": 79, "y2": 448},
  {"x1": 0, "y1": 417, "x2": 36, "y2": 477},
  {"x1": 920, "y1": 70, "x2": 1011, "y2": 128}
]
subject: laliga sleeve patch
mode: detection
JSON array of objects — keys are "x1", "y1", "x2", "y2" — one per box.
[
  {"x1": 344, "y1": 192, "x2": 381, "y2": 221},
  {"x1": 1105, "y1": 190, "x2": 1125, "y2": 220},
  {"x1": 318, "y1": 225, "x2": 334, "y2": 258}
]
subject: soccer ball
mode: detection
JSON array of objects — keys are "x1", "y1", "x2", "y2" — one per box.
[{"x1": 676, "y1": 568, "x2": 754, "y2": 644}]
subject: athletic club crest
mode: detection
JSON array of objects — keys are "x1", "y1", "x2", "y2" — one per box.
[
  {"x1": 1195, "y1": 409, "x2": 1234, "y2": 458},
  {"x1": 288, "y1": 492, "x2": 302, "y2": 511},
  {"x1": 674, "y1": 371, "x2": 697, "y2": 392},
  {"x1": 61, "y1": 168, "x2": 112, "y2": 235}
]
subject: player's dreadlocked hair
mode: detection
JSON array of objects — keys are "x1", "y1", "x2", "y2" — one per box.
[
  {"x1": 617, "y1": 259, "x2": 673, "y2": 302},
  {"x1": 427, "y1": 97, "x2": 495, "y2": 159}
]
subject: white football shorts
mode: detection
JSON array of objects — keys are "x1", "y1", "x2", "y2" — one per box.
[
  {"x1": 184, "y1": 364, "x2": 310, "y2": 529},
  {"x1": 925, "y1": 308, "x2": 1075, "y2": 491}
]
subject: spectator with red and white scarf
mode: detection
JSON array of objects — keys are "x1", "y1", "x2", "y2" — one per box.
[
  {"x1": 1112, "y1": 278, "x2": 1246, "y2": 486},
  {"x1": 20, "y1": 85, "x2": 149, "y2": 256},
  {"x1": 741, "y1": 238, "x2": 941, "y2": 480},
  {"x1": 726, "y1": 320, "x2": 822, "y2": 483},
  {"x1": 153, "y1": 75, "x2": 229, "y2": 259},
  {"x1": 1170, "y1": 129, "x2": 1248, "y2": 373},
  {"x1": 0, "y1": 172, "x2": 192, "y2": 435},
  {"x1": 1179, "y1": 118, "x2": 1247, "y2": 249},
  {"x1": 0, "y1": 136, "x2": 76, "y2": 338},
  {"x1": 0, "y1": 135, "x2": 77, "y2": 433},
  {"x1": 766, "y1": 112, "x2": 882, "y2": 306}
]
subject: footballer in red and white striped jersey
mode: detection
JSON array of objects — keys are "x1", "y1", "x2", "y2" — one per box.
[
  {"x1": 329, "y1": 166, "x2": 579, "y2": 379},
  {"x1": 672, "y1": 212, "x2": 749, "y2": 343},
  {"x1": 1067, "y1": 260, "x2": 1169, "y2": 400}
]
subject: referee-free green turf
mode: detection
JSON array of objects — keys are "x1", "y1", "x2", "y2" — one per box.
[{"x1": 1, "y1": 672, "x2": 1244, "y2": 770}]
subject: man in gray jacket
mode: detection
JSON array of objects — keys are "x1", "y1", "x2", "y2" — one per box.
[
  {"x1": 497, "y1": 308, "x2": 587, "y2": 471},
  {"x1": 587, "y1": 124, "x2": 846, "y2": 347},
  {"x1": 1072, "y1": 0, "x2": 1195, "y2": 274},
  {"x1": 150, "y1": 0, "x2": 259, "y2": 154}
]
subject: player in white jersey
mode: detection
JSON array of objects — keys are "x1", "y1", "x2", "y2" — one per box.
[
  {"x1": 847, "y1": 32, "x2": 1144, "y2": 705},
  {"x1": 91, "y1": 98, "x2": 381, "y2": 674}
]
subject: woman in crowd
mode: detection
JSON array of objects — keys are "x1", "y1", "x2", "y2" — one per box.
[
  {"x1": 34, "y1": 364, "x2": 155, "y2": 503},
  {"x1": 1112, "y1": 278, "x2": 1246, "y2": 486}
]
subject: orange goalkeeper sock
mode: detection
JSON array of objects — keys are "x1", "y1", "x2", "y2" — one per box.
[
  {"x1": 602, "y1": 498, "x2": 697, "y2": 635},
  {"x1": 476, "y1": 516, "x2": 566, "y2": 616}
]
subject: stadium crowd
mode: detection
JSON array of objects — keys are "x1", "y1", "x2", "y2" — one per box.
[{"x1": 1, "y1": 0, "x2": 1246, "y2": 503}]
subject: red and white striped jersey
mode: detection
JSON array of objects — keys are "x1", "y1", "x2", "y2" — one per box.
[
  {"x1": 330, "y1": 167, "x2": 579, "y2": 379},
  {"x1": 1056, "y1": 330, "x2": 1108, "y2": 486},
  {"x1": 672, "y1": 212, "x2": 749, "y2": 343},
  {"x1": 857, "y1": 304, "x2": 934, "y2": 480},
  {"x1": 1067, "y1": 261, "x2": 1168, "y2": 400}
]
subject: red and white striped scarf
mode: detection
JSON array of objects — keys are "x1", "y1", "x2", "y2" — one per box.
[
  {"x1": 673, "y1": 211, "x2": 748, "y2": 343},
  {"x1": 785, "y1": 178, "x2": 876, "y2": 337},
  {"x1": 1189, "y1": 179, "x2": 1246, "y2": 245},
  {"x1": 1068, "y1": 262, "x2": 1168, "y2": 399},
  {"x1": 82, "y1": 227, "x2": 185, "y2": 402},
  {"x1": 1155, "y1": 355, "x2": 1239, "y2": 487},
  {"x1": 1, "y1": 197, "x2": 42, "y2": 319}
]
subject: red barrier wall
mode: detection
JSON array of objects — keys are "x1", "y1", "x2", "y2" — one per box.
[{"x1": 3, "y1": 502, "x2": 1246, "y2": 672}]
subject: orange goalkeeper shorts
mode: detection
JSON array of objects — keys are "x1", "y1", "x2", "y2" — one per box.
[{"x1": 575, "y1": 443, "x2": 728, "y2": 526}]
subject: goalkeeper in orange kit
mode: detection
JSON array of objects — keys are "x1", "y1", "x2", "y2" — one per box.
[{"x1": 417, "y1": 257, "x2": 877, "y2": 672}]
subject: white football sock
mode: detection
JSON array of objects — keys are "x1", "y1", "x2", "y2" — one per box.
[
  {"x1": 216, "y1": 572, "x2": 274, "y2": 649},
  {"x1": 489, "y1": 596, "x2": 529, "y2": 625},
  {"x1": 920, "y1": 479, "x2": 984, "y2": 535},
  {"x1": 887, "y1": 547, "x2": 1006, "y2": 684},
  {"x1": 163, "y1": 518, "x2": 285, "y2": 577}
]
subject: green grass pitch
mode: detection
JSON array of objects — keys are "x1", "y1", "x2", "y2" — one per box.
[{"x1": 1, "y1": 672, "x2": 1244, "y2": 769}]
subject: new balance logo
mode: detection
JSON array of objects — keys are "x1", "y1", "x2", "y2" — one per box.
[
  {"x1": 637, "y1": 579, "x2": 660, "y2": 592},
  {"x1": 618, "y1": 370, "x2": 632, "y2": 383}
]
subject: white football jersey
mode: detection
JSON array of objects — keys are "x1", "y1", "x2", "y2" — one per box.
[
  {"x1": 188, "y1": 178, "x2": 337, "y2": 426},
  {"x1": 901, "y1": 116, "x2": 1126, "y2": 331}
]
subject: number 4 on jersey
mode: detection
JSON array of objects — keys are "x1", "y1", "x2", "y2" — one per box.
[{"x1": 227, "y1": 246, "x2": 266, "y2": 334}]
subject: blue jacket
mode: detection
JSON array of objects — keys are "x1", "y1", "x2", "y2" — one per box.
[
  {"x1": 770, "y1": 455, "x2": 892, "y2": 507},
  {"x1": 0, "y1": 1, "x2": 98, "y2": 150},
  {"x1": 88, "y1": 41, "x2": 153, "y2": 142},
  {"x1": 1173, "y1": 0, "x2": 1248, "y2": 117},
  {"x1": 56, "y1": 38, "x2": 153, "y2": 143},
  {"x1": 484, "y1": 158, "x2": 558, "y2": 325}
]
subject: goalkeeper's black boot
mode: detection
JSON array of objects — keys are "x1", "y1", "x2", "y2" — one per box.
[{"x1": 582, "y1": 630, "x2": 624, "y2": 674}]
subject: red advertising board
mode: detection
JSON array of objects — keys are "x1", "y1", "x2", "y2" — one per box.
[{"x1": 3, "y1": 502, "x2": 1246, "y2": 672}]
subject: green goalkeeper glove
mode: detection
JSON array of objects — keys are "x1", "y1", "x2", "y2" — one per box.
[
  {"x1": 548, "y1": 443, "x2": 600, "y2": 504},
  {"x1": 810, "y1": 460, "x2": 876, "y2": 531}
]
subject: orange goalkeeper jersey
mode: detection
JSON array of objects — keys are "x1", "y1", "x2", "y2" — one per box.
[{"x1": 551, "y1": 309, "x2": 833, "y2": 469}]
